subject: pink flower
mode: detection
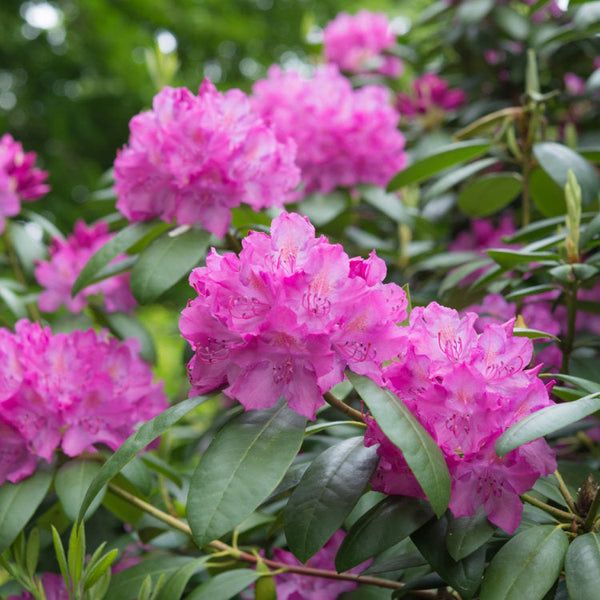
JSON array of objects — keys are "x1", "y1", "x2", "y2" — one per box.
[
  {"x1": 564, "y1": 72, "x2": 586, "y2": 96},
  {"x1": 180, "y1": 212, "x2": 407, "y2": 420},
  {"x1": 323, "y1": 10, "x2": 403, "y2": 77},
  {"x1": 9, "y1": 573, "x2": 69, "y2": 600},
  {"x1": 365, "y1": 302, "x2": 556, "y2": 533},
  {"x1": 0, "y1": 320, "x2": 168, "y2": 483},
  {"x1": 114, "y1": 82, "x2": 300, "y2": 238},
  {"x1": 397, "y1": 73, "x2": 466, "y2": 119},
  {"x1": 251, "y1": 65, "x2": 406, "y2": 197},
  {"x1": 0, "y1": 134, "x2": 49, "y2": 234},
  {"x1": 34, "y1": 219, "x2": 136, "y2": 314}
]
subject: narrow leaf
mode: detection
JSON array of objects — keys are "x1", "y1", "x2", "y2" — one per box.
[
  {"x1": 486, "y1": 249, "x2": 559, "y2": 269},
  {"x1": 185, "y1": 569, "x2": 260, "y2": 600},
  {"x1": 187, "y1": 401, "x2": 306, "y2": 547},
  {"x1": 457, "y1": 174, "x2": 522, "y2": 217},
  {"x1": 284, "y1": 436, "x2": 379, "y2": 562},
  {"x1": 55, "y1": 460, "x2": 106, "y2": 522},
  {"x1": 565, "y1": 532, "x2": 600, "y2": 600},
  {"x1": 155, "y1": 557, "x2": 209, "y2": 600},
  {"x1": 347, "y1": 371, "x2": 451, "y2": 517},
  {"x1": 446, "y1": 508, "x2": 495, "y2": 561}
]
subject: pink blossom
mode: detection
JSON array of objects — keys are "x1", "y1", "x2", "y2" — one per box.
[
  {"x1": 0, "y1": 320, "x2": 168, "y2": 483},
  {"x1": 450, "y1": 214, "x2": 517, "y2": 254},
  {"x1": 323, "y1": 10, "x2": 403, "y2": 77},
  {"x1": 34, "y1": 219, "x2": 136, "y2": 314},
  {"x1": 0, "y1": 134, "x2": 49, "y2": 234},
  {"x1": 8, "y1": 573, "x2": 69, "y2": 600},
  {"x1": 365, "y1": 302, "x2": 556, "y2": 533},
  {"x1": 251, "y1": 65, "x2": 406, "y2": 197},
  {"x1": 397, "y1": 73, "x2": 466, "y2": 119},
  {"x1": 114, "y1": 82, "x2": 300, "y2": 238},
  {"x1": 564, "y1": 72, "x2": 586, "y2": 96},
  {"x1": 180, "y1": 211, "x2": 407, "y2": 420}
]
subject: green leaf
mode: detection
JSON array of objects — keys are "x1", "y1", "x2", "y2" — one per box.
[
  {"x1": 187, "y1": 401, "x2": 306, "y2": 547},
  {"x1": 99, "y1": 311, "x2": 157, "y2": 364},
  {"x1": 479, "y1": 525, "x2": 568, "y2": 600},
  {"x1": 72, "y1": 221, "x2": 169, "y2": 296},
  {"x1": 540, "y1": 373, "x2": 600, "y2": 394},
  {"x1": 335, "y1": 496, "x2": 434, "y2": 572},
  {"x1": 105, "y1": 557, "x2": 193, "y2": 600},
  {"x1": 495, "y1": 390, "x2": 600, "y2": 456},
  {"x1": 446, "y1": 508, "x2": 495, "y2": 562},
  {"x1": 67, "y1": 522, "x2": 85, "y2": 588},
  {"x1": 185, "y1": 569, "x2": 260, "y2": 600},
  {"x1": 298, "y1": 191, "x2": 347, "y2": 226},
  {"x1": 284, "y1": 436, "x2": 379, "y2": 563},
  {"x1": 457, "y1": 174, "x2": 522, "y2": 217},
  {"x1": 358, "y1": 185, "x2": 414, "y2": 225},
  {"x1": 529, "y1": 168, "x2": 566, "y2": 217},
  {"x1": 494, "y1": 5, "x2": 530, "y2": 40},
  {"x1": 504, "y1": 284, "x2": 557, "y2": 300},
  {"x1": 549, "y1": 263, "x2": 599, "y2": 283},
  {"x1": 347, "y1": 371, "x2": 450, "y2": 517},
  {"x1": 51, "y1": 525, "x2": 69, "y2": 592},
  {"x1": 486, "y1": 248, "x2": 559, "y2": 269},
  {"x1": 573, "y1": 1, "x2": 600, "y2": 29},
  {"x1": 155, "y1": 557, "x2": 209, "y2": 600},
  {"x1": 457, "y1": 0, "x2": 494, "y2": 22},
  {"x1": 533, "y1": 143, "x2": 599, "y2": 208},
  {"x1": 84, "y1": 548, "x2": 118, "y2": 590},
  {"x1": 130, "y1": 227, "x2": 210, "y2": 304},
  {"x1": 411, "y1": 514, "x2": 486, "y2": 599},
  {"x1": 55, "y1": 460, "x2": 106, "y2": 522},
  {"x1": 0, "y1": 471, "x2": 53, "y2": 553},
  {"x1": 387, "y1": 141, "x2": 492, "y2": 191},
  {"x1": 565, "y1": 532, "x2": 600, "y2": 600},
  {"x1": 77, "y1": 395, "x2": 207, "y2": 522},
  {"x1": 512, "y1": 328, "x2": 559, "y2": 341},
  {"x1": 424, "y1": 158, "x2": 499, "y2": 200}
]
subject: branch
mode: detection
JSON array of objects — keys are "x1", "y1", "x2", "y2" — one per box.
[{"x1": 323, "y1": 391, "x2": 364, "y2": 422}]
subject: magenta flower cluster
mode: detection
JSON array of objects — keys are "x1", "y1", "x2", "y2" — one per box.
[
  {"x1": 0, "y1": 133, "x2": 49, "y2": 234},
  {"x1": 251, "y1": 64, "x2": 407, "y2": 197},
  {"x1": 114, "y1": 81, "x2": 300, "y2": 238},
  {"x1": 8, "y1": 573, "x2": 68, "y2": 600},
  {"x1": 34, "y1": 219, "x2": 136, "y2": 314},
  {"x1": 180, "y1": 211, "x2": 408, "y2": 420},
  {"x1": 396, "y1": 73, "x2": 466, "y2": 119},
  {"x1": 322, "y1": 10, "x2": 403, "y2": 77},
  {"x1": 0, "y1": 320, "x2": 168, "y2": 486},
  {"x1": 364, "y1": 302, "x2": 556, "y2": 533}
]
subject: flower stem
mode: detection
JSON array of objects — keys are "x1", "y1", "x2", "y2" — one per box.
[
  {"x1": 520, "y1": 493, "x2": 582, "y2": 524},
  {"x1": 554, "y1": 469, "x2": 579, "y2": 515},
  {"x1": 560, "y1": 282, "x2": 579, "y2": 374},
  {"x1": 323, "y1": 391, "x2": 364, "y2": 422},
  {"x1": 107, "y1": 483, "x2": 437, "y2": 597},
  {"x1": 583, "y1": 486, "x2": 600, "y2": 532}
]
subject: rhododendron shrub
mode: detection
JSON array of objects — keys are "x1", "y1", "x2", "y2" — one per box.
[
  {"x1": 34, "y1": 219, "x2": 136, "y2": 314},
  {"x1": 0, "y1": 319, "x2": 167, "y2": 485},
  {"x1": 396, "y1": 73, "x2": 466, "y2": 120},
  {"x1": 251, "y1": 64, "x2": 406, "y2": 196},
  {"x1": 114, "y1": 81, "x2": 300, "y2": 237},
  {"x1": 365, "y1": 303, "x2": 556, "y2": 533},
  {"x1": 0, "y1": 133, "x2": 49, "y2": 233},
  {"x1": 322, "y1": 10, "x2": 403, "y2": 77},
  {"x1": 180, "y1": 211, "x2": 407, "y2": 419}
]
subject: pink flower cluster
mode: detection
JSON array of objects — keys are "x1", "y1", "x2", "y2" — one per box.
[
  {"x1": 114, "y1": 81, "x2": 300, "y2": 238},
  {"x1": 323, "y1": 10, "x2": 403, "y2": 77},
  {"x1": 0, "y1": 133, "x2": 49, "y2": 234},
  {"x1": 0, "y1": 320, "x2": 167, "y2": 485},
  {"x1": 396, "y1": 73, "x2": 466, "y2": 119},
  {"x1": 9, "y1": 573, "x2": 68, "y2": 600},
  {"x1": 251, "y1": 65, "x2": 406, "y2": 197},
  {"x1": 180, "y1": 211, "x2": 407, "y2": 420},
  {"x1": 364, "y1": 302, "x2": 556, "y2": 533},
  {"x1": 34, "y1": 219, "x2": 136, "y2": 314}
]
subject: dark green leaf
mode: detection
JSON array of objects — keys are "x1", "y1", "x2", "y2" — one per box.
[
  {"x1": 155, "y1": 557, "x2": 209, "y2": 600},
  {"x1": 99, "y1": 311, "x2": 157, "y2": 364},
  {"x1": 130, "y1": 228, "x2": 210, "y2": 304},
  {"x1": 185, "y1": 569, "x2": 260, "y2": 600},
  {"x1": 529, "y1": 168, "x2": 566, "y2": 218},
  {"x1": 533, "y1": 143, "x2": 599, "y2": 208},
  {"x1": 580, "y1": 212, "x2": 600, "y2": 248},
  {"x1": 565, "y1": 532, "x2": 600, "y2": 600},
  {"x1": 549, "y1": 263, "x2": 599, "y2": 283},
  {"x1": 457, "y1": 174, "x2": 522, "y2": 217},
  {"x1": 424, "y1": 158, "x2": 499, "y2": 200},
  {"x1": 479, "y1": 525, "x2": 568, "y2": 600},
  {"x1": 512, "y1": 328, "x2": 559, "y2": 341},
  {"x1": 0, "y1": 471, "x2": 52, "y2": 553},
  {"x1": 284, "y1": 437, "x2": 379, "y2": 563},
  {"x1": 187, "y1": 401, "x2": 306, "y2": 547},
  {"x1": 298, "y1": 191, "x2": 348, "y2": 226},
  {"x1": 347, "y1": 372, "x2": 450, "y2": 517},
  {"x1": 504, "y1": 284, "x2": 558, "y2": 300},
  {"x1": 486, "y1": 249, "x2": 559, "y2": 269},
  {"x1": 439, "y1": 259, "x2": 493, "y2": 296},
  {"x1": 55, "y1": 460, "x2": 106, "y2": 522},
  {"x1": 387, "y1": 141, "x2": 492, "y2": 191},
  {"x1": 336, "y1": 496, "x2": 434, "y2": 572},
  {"x1": 495, "y1": 390, "x2": 600, "y2": 456},
  {"x1": 411, "y1": 514, "x2": 486, "y2": 599},
  {"x1": 540, "y1": 373, "x2": 600, "y2": 394},
  {"x1": 446, "y1": 508, "x2": 495, "y2": 561},
  {"x1": 77, "y1": 395, "x2": 207, "y2": 522}
]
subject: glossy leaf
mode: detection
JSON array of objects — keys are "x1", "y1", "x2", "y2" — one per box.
[
  {"x1": 495, "y1": 390, "x2": 600, "y2": 456},
  {"x1": 486, "y1": 248, "x2": 559, "y2": 269},
  {"x1": 424, "y1": 158, "x2": 498, "y2": 200},
  {"x1": 529, "y1": 167, "x2": 566, "y2": 217},
  {"x1": 457, "y1": 173, "x2": 522, "y2": 217},
  {"x1": 155, "y1": 557, "x2": 209, "y2": 600},
  {"x1": 298, "y1": 191, "x2": 347, "y2": 226},
  {"x1": 77, "y1": 395, "x2": 207, "y2": 522},
  {"x1": 335, "y1": 496, "x2": 434, "y2": 572},
  {"x1": 479, "y1": 525, "x2": 568, "y2": 600},
  {"x1": 130, "y1": 227, "x2": 210, "y2": 304},
  {"x1": 347, "y1": 371, "x2": 450, "y2": 517},
  {"x1": 0, "y1": 471, "x2": 52, "y2": 553},
  {"x1": 512, "y1": 328, "x2": 559, "y2": 341},
  {"x1": 72, "y1": 221, "x2": 169, "y2": 296},
  {"x1": 446, "y1": 508, "x2": 495, "y2": 561},
  {"x1": 185, "y1": 569, "x2": 260, "y2": 600},
  {"x1": 565, "y1": 532, "x2": 600, "y2": 600},
  {"x1": 387, "y1": 141, "x2": 492, "y2": 191},
  {"x1": 187, "y1": 401, "x2": 306, "y2": 547},
  {"x1": 284, "y1": 436, "x2": 379, "y2": 563},
  {"x1": 55, "y1": 460, "x2": 106, "y2": 522}
]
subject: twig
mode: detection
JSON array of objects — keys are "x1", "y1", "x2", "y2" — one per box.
[
  {"x1": 521, "y1": 493, "x2": 582, "y2": 524},
  {"x1": 323, "y1": 391, "x2": 364, "y2": 422},
  {"x1": 554, "y1": 469, "x2": 578, "y2": 515}
]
